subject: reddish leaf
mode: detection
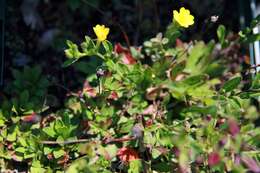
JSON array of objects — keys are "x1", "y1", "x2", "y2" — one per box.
[
  {"x1": 114, "y1": 43, "x2": 127, "y2": 54},
  {"x1": 83, "y1": 80, "x2": 97, "y2": 97},
  {"x1": 117, "y1": 147, "x2": 139, "y2": 163},
  {"x1": 241, "y1": 156, "x2": 260, "y2": 173},
  {"x1": 21, "y1": 112, "x2": 41, "y2": 123},
  {"x1": 108, "y1": 91, "x2": 119, "y2": 100},
  {"x1": 208, "y1": 152, "x2": 221, "y2": 167},
  {"x1": 122, "y1": 52, "x2": 136, "y2": 65},
  {"x1": 228, "y1": 119, "x2": 240, "y2": 136}
]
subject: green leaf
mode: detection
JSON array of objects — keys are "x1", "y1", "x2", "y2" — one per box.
[
  {"x1": 171, "y1": 61, "x2": 186, "y2": 79},
  {"x1": 7, "y1": 132, "x2": 16, "y2": 142},
  {"x1": 251, "y1": 73, "x2": 260, "y2": 89},
  {"x1": 44, "y1": 147, "x2": 52, "y2": 155},
  {"x1": 102, "y1": 40, "x2": 113, "y2": 54},
  {"x1": 15, "y1": 147, "x2": 26, "y2": 153},
  {"x1": 165, "y1": 23, "x2": 181, "y2": 45},
  {"x1": 24, "y1": 153, "x2": 35, "y2": 159},
  {"x1": 62, "y1": 58, "x2": 79, "y2": 68},
  {"x1": 53, "y1": 149, "x2": 65, "y2": 159},
  {"x1": 217, "y1": 25, "x2": 226, "y2": 46},
  {"x1": 43, "y1": 126, "x2": 56, "y2": 138},
  {"x1": 19, "y1": 137, "x2": 28, "y2": 147},
  {"x1": 185, "y1": 41, "x2": 215, "y2": 74},
  {"x1": 20, "y1": 90, "x2": 30, "y2": 104},
  {"x1": 128, "y1": 160, "x2": 142, "y2": 173},
  {"x1": 152, "y1": 162, "x2": 172, "y2": 172},
  {"x1": 152, "y1": 148, "x2": 162, "y2": 159},
  {"x1": 181, "y1": 106, "x2": 217, "y2": 116},
  {"x1": 66, "y1": 157, "x2": 96, "y2": 173},
  {"x1": 221, "y1": 77, "x2": 241, "y2": 93},
  {"x1": 30, "y1": 167, "x2": 46, "y2": 173},
  {"x1": 65, "y1": 40, "x2": 85, "y2": 59},
  {"x1": 183, "y1": 74, "x2": 207, "y2": 86},
  {"x1": 245, "y1": 34, "x2": 260, "y2": 43},
  {"x1": 81, "y1": 36, "x2": 96, "y2": 54}
]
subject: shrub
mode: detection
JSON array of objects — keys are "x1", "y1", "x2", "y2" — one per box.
[{"x1": 0, "y1": 7, "x2": 260, "y2": 173}]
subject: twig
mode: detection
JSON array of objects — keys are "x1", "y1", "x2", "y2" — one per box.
[
  {"x1": 41, "y1": 136, "x2": 136, "y2": 145},
  {"x1": 104, "y1": 136, "x2": 135, "y2": 144},
  {"x1": 41, "y1": 139, "x2": 91, "y2": 145},
  {"x1": 170, "y1": 42, "x2": 193, "y2": 67}
]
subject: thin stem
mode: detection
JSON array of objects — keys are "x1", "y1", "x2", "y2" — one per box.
[
  {"x1": 96, "y1": 52, "x2": 105, "y2": 60},
  {"x1": 41, "y1": 139, "x2": 91, "y2": 145}
]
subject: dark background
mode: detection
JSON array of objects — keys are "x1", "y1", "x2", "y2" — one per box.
[{"x1": 2, "y1": 0, "x2": 251, "y2": 94}]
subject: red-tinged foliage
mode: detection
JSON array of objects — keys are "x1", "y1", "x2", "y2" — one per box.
[
  {"x1": 108, "y1": 91, "x2": 119, "y2": 100},
  {"x1": 114, "y1": 43, "x2": 128, "y2": 54},
  {"x1": 145, "y1": 119, "x2": 153, "y2": 127},
  {"x1": 57, "y1": 153, "x2": 69, "y2": 166},
  {"x1": 208, "y1": 152, "x2": 221, "y2": 167},
  {"x1": 241, "y1": 156, "x2": 260, "y2": 173},
  {"x1": 122, "y1": 53, "x2": 136, "y2": 65},
  {"x1": 228, "y1": 119, "x2": 240, "y2": 136},
  {"x1": 176, "y1": 38, "x2": 185, "y2": 48},
  {"x1": 83, "y1": 80, "x2": 97, "y2": 97},
  {"x1": 216, "y1": 118, "x2": 226, "y2": 127},
  {"x1": 21, "y1": 112, "x2": 41, "y2": 123},
  {"x1": 114, "y1": 43, "x2": 136, "y2": 65},
  {"x1": 47, "y1": 153, "x2": 53, "y2": 160},
  {"x1": 117, "y1": 147, "x2": 139, "y2": 163},
  {"x1": 172, "y1": 147, "x2": 180, "y2": 158}
]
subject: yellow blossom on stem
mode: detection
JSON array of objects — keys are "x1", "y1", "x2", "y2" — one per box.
[
  {"x1": 93, "y1": 24, "x2": 110, "y2": 42},
  {"x1": 173, "y1": 7, "x2": 194, "y2": 28}
]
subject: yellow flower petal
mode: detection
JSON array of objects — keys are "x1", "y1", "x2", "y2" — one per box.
[
  {"x1": 173, "y1": 10, "x2": 180, "y2": 22},
  {"x1": 93, "y1": 24, "x2": 110, "y2": 42},
  {"x1": 173, "y1": 7, "x2": 194, "y2": 28}
]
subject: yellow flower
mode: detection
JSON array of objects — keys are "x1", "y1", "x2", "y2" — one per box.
[
  {"x1": 93, "y1": 24, "x2": 110, "y2": 42},
  {"x1": 173, "y1": 7, "x2": 194, "y2": 28}
]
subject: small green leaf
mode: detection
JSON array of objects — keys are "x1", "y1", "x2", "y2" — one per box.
[
  {"x1": 102, "y1": 41, "x2": 113, "y2": 54},
  {"x1": 62, "y1": 58, "x2": 78, "y2": 68},
  {"x1": 128, "y1": 159, "x2": 142, "y2": 173},
  {"x1": 20, "y1": 90, "x2": 30, "y2": 104},
  {"x1": 183, "y1": 75, "x2": 207, "y2": 86},
  {"x1": 19, "y1": 137, "x2": 27, "y2": 147},
  {"x1": 171, "y1": 61, "x2": 186, "y2": 79},
  {"x1": 217, "y1": 25, "x2": 226, "y2": 46},
  {"x1": 152, "y1": 148, "x2": 162, "y2": 159},
  {"x1": 44, "y1": 147, "x2": 52, "y2": 155},
  {"x1": 65, "y1": 40, "x2": 85, "y2": 59},
  {"x1": 7, "y1": 132, "x2": 17, "y2": 142},
  {"x1": 15, "y1": 147, "x2": 26, "y2": 153},
  {"x1": 43, "y1": 126, "x2": 56, "y2": 138},
  {"x1": 53, "y1": 149, "x2": 65, "y2": 159},
  {"x1": 81, "y1": 36, "x2": 96, "y2": 54},
  {"x1": 152, "y1": 162, "x2": 172, "y2": 172},
  {"x1": 221, "y1": 77, "x2": 241, "y2": 93}
]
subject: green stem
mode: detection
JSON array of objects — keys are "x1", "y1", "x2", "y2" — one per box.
[{"x1": 96, "y1": 40, "x2": 101, "y2": 50}]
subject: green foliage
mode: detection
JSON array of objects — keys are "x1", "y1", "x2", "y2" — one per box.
[
  {"x1": 0, "y1": 15, "x2": 260, "y2": 173},
  {"x1": 217, "y1": 25, "x2": 228, "y2": 48},
  {"x1": 239, "y1": 14, "x2": 260, "y2": 43}
]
